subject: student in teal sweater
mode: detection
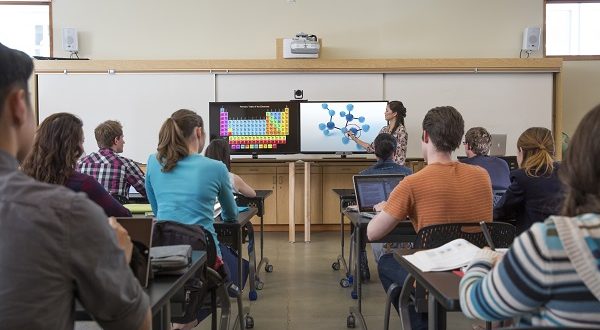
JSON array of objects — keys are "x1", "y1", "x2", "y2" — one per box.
[{"x1": 146, "y1": 109, "x2": 238, "y2": 259}]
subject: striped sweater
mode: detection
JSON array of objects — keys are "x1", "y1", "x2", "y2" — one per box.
[{"x1": 459, "y1": 213, "x2": 600, "y2": 328}]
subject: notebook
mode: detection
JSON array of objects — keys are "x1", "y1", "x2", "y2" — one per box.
[
  {"x1": 115, "y1": 217, "x2": 154, "y2": 288},
  {"x1": 353, "y1": 174, "x2": 405, "y2": 217}
]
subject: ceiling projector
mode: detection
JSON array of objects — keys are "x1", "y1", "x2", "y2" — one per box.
[{"x1": 290, "y1": 33, "x2": 320, "y2": 54}]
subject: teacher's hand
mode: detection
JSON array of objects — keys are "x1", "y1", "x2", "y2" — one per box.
[{"x1": 345, "y1": 131, "x2": 356, "y2": 140}]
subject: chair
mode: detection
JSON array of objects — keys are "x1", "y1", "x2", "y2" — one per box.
[
  {"x1": 493, "y1": 189, "x2": 506, "y2": 207},
  {"x1": 152, "y1": 221, "x2": 250, "y2": 330},
  {"x1": 383, "y1": 221, "x2": 516, "y2": 330}
]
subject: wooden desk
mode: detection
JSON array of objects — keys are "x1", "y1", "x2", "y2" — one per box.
[
  {"x1": 343, "y1": 211, "x2": 417, "y2": 329},
  {"x1": 76, "y1": 251, "x2": 207, "y2": 330},
  {"x1": 394, "y1": 250, "x2": 461, "y2": 330}
]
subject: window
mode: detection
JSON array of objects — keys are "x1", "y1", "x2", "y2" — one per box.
[
  {"x1": 546, "y1": 0, "x2": 600, "y2": 58},
  {"x1": 0, "y1": 1, "x2": 51, "y2": 57}
]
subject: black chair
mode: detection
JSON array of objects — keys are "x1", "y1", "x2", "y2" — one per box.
[
  {"x1": 383, "y1": 221, "x2": 516, "y2": 330},
  {"x1": 493, "y1": 189, "x2": 506, "y2": 207}
]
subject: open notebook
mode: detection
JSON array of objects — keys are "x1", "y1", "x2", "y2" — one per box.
[{"x1": 403, "y1": 239, "x2": 481, "y2": 272}]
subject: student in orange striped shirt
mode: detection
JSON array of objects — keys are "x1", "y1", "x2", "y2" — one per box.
[{"x1": 367, "y1": 106, "x2": 492, "y2": 330}]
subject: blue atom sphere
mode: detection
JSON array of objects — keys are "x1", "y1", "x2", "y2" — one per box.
[
  {"x1": 345, "y1": 114, "x2": 354, "y2": 121},
  {"x1": 341, "y1": 127, "x2": 348, "y2": 133},
  {"x1": 342, "y1": 137, "x2": 350, "y2": 144},
  {"x1": 323, "y1": 130, "x2": 331, "y2": 136},
  {"x1": 339, "y1": 111, "x2": 346, "y2": 117},
  {"x1": 358, "y1": 116, "x2": 365, "y2": 123},
  {"x1": 362, "y1": 124, "x2": 370, "y2": 132},
  {"x1": 328, "y1": 109, "x2": 335, "y2": 116},
  {"x1": 321, "y1": 103, "x2": 328, "y2": 109},
  {"x1": 346, "y1": 104, "x2": 354, "y2": 111},
  {"x1": 318, "y1": 123, "x2": 326, "y2": 130},
  {"x1": 326, "y1": 121, "x2": 335, "y2": 129},
  {"x1": 349, "y1": 127, "x2": 358, "y2": 135}
]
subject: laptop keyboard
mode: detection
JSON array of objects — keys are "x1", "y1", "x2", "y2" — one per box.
[{"x1": 360, "y1": 212, "x2": 376, "y2": 219}]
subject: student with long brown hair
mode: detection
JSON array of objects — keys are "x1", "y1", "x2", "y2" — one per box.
[
  {"x1": 460, "y1": 105, "x2": 600, "y2": 327},
  {"x1": 205, "y1": 138, "x2": 256, "y2": 198},
  {"x1": 494, "y1": 127, "x2": 563, "y2": 234},
  {"x1": 21, "y1": 112, "x2": 131, "y2": 217}
]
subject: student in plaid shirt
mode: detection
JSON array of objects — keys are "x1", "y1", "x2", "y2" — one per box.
[{"x1": 77, "y1": 120, "x2": 146, "y2": 201}]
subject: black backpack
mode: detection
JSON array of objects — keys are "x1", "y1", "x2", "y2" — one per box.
[{"x1": 152, "y1": 221, "x2": 222, "y2": 323}]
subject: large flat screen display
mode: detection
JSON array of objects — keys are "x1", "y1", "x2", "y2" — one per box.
[
  {"x1": 209, "y1": 102, "x2": 300, "y2": 155},
  {"x1": 300, "y1": 101, "x2": 388, "y2": 153}
]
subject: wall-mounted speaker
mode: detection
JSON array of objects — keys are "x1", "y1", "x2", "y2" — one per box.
[
  {"x1": 522, "y1": 27, "x2": 541, "y2": 51},
  {"x1": 62, "y1": 28, "x2": 79, "y2": 52}
]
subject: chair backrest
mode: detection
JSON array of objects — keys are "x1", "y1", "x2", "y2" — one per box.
[
  {"x1": 414, "y1": 222, "x2": 516, "y2": 249},
  {"x1": 152, "y1": 221, "x2": 217, "y2": 269}
]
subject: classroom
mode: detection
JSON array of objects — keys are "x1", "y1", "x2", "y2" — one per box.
[{"x1": 1, "y1": 1, "x2": 599, "y2": 329}]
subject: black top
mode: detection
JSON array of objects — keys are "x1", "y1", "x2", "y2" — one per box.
[{"x1": 494, "y1": 162, "x2": 563, "y2": 234}]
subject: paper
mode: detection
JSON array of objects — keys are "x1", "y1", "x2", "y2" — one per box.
[{"x1": 403, "y1": 239, "x2": 481, "y2": 272}]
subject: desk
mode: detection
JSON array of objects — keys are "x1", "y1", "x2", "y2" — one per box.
[
  {"x1": 394, "y1": 250, "x2": 461, "y2": 330},
  {"x1": 76, "y1": 251, "x2": 207, "y2": 330},
  {"x1": 234, "y1": 190, "x2": 275, "y2": 284},
  {"x1": 214, "y1": 208, "x2": 259, "y2": 301},
  {"x1": 344, "y1": 211, "x2": 417, "y2": 329},
  {"x1": 332, "y1": 189, "x2": 356, "y2": 281}
]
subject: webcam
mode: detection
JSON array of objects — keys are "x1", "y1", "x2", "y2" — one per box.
[{"x1": 294, "y1": 89, "x2": 304, "y2": 99}]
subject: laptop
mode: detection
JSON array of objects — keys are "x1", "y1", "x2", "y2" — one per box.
[
  {"x1": 353, "y1": 174, "x2": 405, "y2": 218},
  {"x1": 115, "y1": 217, "x2": 154, "y2": 288},
  {"x1": 489, "y1": 134, "x2": 507, "y2": 156}
]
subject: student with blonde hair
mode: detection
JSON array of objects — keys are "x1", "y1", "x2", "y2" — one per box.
[
  {"x1": 460, "y1": 105, "x2": 600, "y2": 327},
  {"x1": 494, "y1": 127, "x2": 563, "y2": 234}
]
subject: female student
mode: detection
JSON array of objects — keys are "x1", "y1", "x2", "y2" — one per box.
[
  {"x1": 460, "y1": 104, "x2": 600, "y2": 327},
  {"x1": 494, "y1": 127, "x2": 563, "y2": 234},
  {"x1": 346, "y1": 100, "x2": 408, "y2": 165},
  {"x1": 205, "y1": 138, "x2": 256, "y2": 198},
  {"x1": 21, "y1": 113, "x2": 131, "y2": 217}
]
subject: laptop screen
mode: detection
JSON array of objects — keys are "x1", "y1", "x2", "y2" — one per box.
[{"x1": 353, "y1": 174, "x2": 405, "y2": 212}]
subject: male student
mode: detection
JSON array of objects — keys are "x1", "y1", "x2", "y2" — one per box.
[
  {"x1": 357, "y1": 133, "x2": 412, "y2": 280},
  {"x1": 460, "y1": 127, "x2": 510, "y2": 190},
  {"x1": 0, "y1": 43, "x2": 151, "y2": 330},
  {"x1": 367, "y1": 106, "x2": 492, "y2": 330},
  {"x1": 78, "y1": 120, "x2": 146, "y2": 202}
]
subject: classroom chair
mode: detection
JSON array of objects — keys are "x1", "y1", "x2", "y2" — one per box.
[{"x1": 383, "y1": 222, "x2": 516, "y2": 330}]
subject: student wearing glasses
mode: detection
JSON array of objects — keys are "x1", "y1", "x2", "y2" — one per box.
[{"x1": 460, "y1": 127, "x2": 510, "y2": 190}]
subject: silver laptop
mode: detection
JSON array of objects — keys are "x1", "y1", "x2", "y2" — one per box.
[
  {"x1": 353, "y1": 174, "x2": 405, "y2": 218},
  {"x1": 489, "y1": 134, "x2": 507, "y2": 156}
]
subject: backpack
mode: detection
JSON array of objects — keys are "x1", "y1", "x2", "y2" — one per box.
[{"x1": 152, "y1": 221, "x2": 221, "y2": 323}]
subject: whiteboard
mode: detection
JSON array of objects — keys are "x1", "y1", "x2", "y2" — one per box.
[
  {"x1": 216, "y1": 73, "x2": 383, "y2": 101},
  {"x1": 37, "y1": 73, "x2": 214, "y2": 162},
  {"x1": 383, "y1": 73, "x2": 553, "y2": 158}
]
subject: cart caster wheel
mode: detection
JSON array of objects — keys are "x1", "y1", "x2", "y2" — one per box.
[
  {"x1": 347, "y1": 314, "x2": 356, "y2": 328},
  {"x1": 332, "y1": 261, "x2": 340, "y2": 271},
  {"x1": 265, "y1": 264, "x2": 273, "y2": 273},
  {"x1": 351, "y1": 290, "x2": 358, "y2": 299},
  {"x1": 249, "y1": 290, "x2": 258, "y2": 301},
  {"x1": 255, "y1": 280, "x2": 264, "y2": 290},
  {"x1": 245, "y1": 315, "x2": 254, "y2": 329},
  {"x1": 347, "y1": 275, "x2": 354, "y2": 284},
  {"x1": 340, "y1": 278, "x2": 351, "y2": 288}
]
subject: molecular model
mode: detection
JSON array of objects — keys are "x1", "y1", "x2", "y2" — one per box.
[{"x1": 318, "y1": 103, "x2": 371, "y2": 147}]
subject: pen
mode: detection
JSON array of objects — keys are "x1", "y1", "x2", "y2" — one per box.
[{"x1": 479, "y1": 221, "x2": 495, "y2": 251}]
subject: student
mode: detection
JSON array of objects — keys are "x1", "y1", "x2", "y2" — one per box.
[
  {"x1": 77, "y1": 120, "x2": 146, "y2": 202},
  {"x1": 460, "y1": 127, "x2": 510, "y2": 190},
  {"x1": 357, "y1": 133, "x2": 412, "y2": 280},
  {"x1": 460, "y1": 105, "x2": 600, "y2": 328},
  {"x1": 21, "y1": 113, "x2": 131, "y2": 217},
  {"x1": 347, "y1": 101, "x2": 409, "y2": 165},
  {"x1": 0, "y1": 43, "x2": 150, "y2": 330},
  {"x1": 205, "y1": 138, "x2": 256, "y2": 198},
  {"x1": 145, "y1": 110, "x2": 239, "y2": 329},
  {"x1": 367, "y1": 106, "x2": 492, "y2": 330},
  {"x1": 494, "y1": 127, "x2": 563, "y2": 234}
]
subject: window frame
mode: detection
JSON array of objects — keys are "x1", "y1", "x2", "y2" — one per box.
[
  {"x1": 0, "y1": 0, "x2": 53, "y2": 56},
  {"x1": 544, "y1": 0, "x2": 600, "y2": 60}
]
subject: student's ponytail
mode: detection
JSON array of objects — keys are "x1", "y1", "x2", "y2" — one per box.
[
  {"x1": 517, "y1": 127, "x2": 555, "y2": 177},
  {"x1": 156, "y1": 109, "x2": 203, "y2": 172}
]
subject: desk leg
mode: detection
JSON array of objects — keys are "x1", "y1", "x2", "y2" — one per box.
[
  {"x1": 304, "y1": 161, "x2": 311, "y2": 242},
  {"x1": 256, "y1": 213, "x2": 272, "y2": 285},
  {"x1": 152, "y1": 305, "x2": 171, "y2": 330},
  {"x1": 428, "y1": 292, "x2": 447, "y2": 330},
  {"x1": 289, "y1": 162, "x2": 295, "y2": 243}
]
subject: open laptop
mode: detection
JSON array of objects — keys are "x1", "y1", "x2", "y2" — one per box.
[
  {"x1": 115, "y1": 217, "x2": 154, "y2": 288},
  {"x1": 353, "y1": 174, "x2": 405, "y2": 218},
  {"x1": 489, "y1": 134, "x2": 507, "y2": 156}
]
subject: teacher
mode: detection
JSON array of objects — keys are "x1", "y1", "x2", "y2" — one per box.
[{"x1": 347, "y1": 100, "x2": 408, "y2": 165}]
